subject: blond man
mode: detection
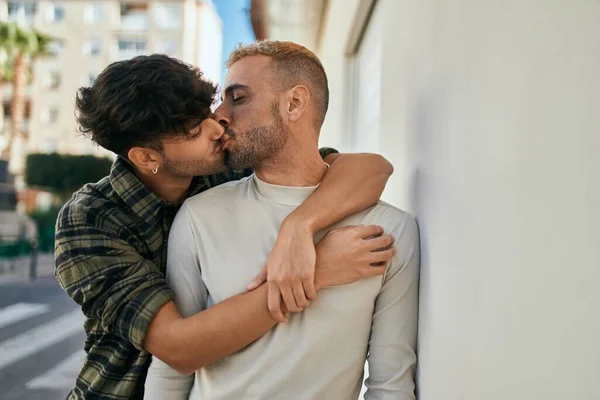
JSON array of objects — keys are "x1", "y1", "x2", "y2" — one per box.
[{"x1": 145, "y1": 41, "x2": 419, "y2": 400}]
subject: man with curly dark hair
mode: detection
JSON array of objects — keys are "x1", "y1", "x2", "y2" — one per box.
[{"x1": 55, "y1": 54, "x2": 395, "y2": 399}]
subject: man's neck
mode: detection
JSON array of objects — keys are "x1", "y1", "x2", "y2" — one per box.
[
  {"x1": 134, "y1": 169, "x2": 192, "y2": 205},
  {"x1": 255, "y1": 141, "x2": 327, "y2": 187}
]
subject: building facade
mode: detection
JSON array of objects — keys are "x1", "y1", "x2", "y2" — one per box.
[
  {"x1": 253, "y1": 0, "x2": 600, "y2": 399},
  {"x1": 0, "y1": 0, "x2": 222, "y2": 175}
]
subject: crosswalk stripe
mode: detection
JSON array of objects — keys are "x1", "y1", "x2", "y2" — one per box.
[
  {"x1": 0, "y1": 308, "x2": 85, "y2": 370},
  {"x1": 26, "y1": 350, "x2": 86, "y2": 390},
  {"x1": 0, "y1": 303, "x2": 50, "y2": 330}
]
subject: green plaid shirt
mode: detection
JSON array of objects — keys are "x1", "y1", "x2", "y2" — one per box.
[{"x1": 55, "y1": 149, "x2": 338, "y2": 399}]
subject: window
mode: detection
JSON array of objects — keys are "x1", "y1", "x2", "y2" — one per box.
[
  {"x1": 41, "y1": 106, "x2": 59, "y2": 124},
  {"x1": 159, "y1": 39, "x2": 178, "y2": 56},
  {"x1": 44, "y1": 71, "x2": 61, "y2": 90},
  {"x1": 86, "y1": 39, "x2": 102, "y2": 56},
  {"x1": 79, "y1": 74, "x2": 97, "y2": 87},
  {"x1": 120, "y1": 2, "x2": 148, "y2": 16},
  {"x1": 116, "y1": 38, "x2": 147, "y2": 61},
  {"x1": 118, "y1": 38, "x2": 147, "y2": 52},
  {"x1": 155, "y1": 3, "x2": 181, "y2": 30},
  {"x1": 84, "y1": 3, "x2": 103, "y2": 24},
  {"x1": 7, "y1": 1, "x2": 37, "y2": 23},
  {"x1": 47, "y1": 42, "x2": 64, "y2": 57},
  {"x1": 120, "y1": 2, "x2": 149, "y2": 32},
  {"x1": 47, "y1": 3, "x2": 65, "y2": 22}
]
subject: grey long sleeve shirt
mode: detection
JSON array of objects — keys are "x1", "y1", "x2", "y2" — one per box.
[{"x1": 145, "y1": 174, "x2": 419, "y2": 400}]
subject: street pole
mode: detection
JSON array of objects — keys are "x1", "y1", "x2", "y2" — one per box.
[{"x1": 29, "y1": 239, "x2": 38, "y2": 282}]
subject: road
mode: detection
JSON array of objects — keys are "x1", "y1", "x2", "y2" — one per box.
[
  {"x1": 0, "y1": 256, "x2": 371, "y2": 400},
  {"x1": 0, "y1": 256, "x2": 85, "y2": 400}
]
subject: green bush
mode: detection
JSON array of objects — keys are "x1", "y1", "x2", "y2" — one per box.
[
  {"x1": 25, "y1": 153, "x2": 113, "y2": 252},
  {"x1": 29, "y1": 205, "x2": 62, "y2": 252},
  {"x1": 25, "y1": 153, "x2": 113, "y2": 201}
]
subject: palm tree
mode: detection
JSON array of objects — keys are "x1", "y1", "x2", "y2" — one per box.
[
  {"x1": 0, "y1": 23, "x2": 17, "y2": 153},
  {"x1": 0, "y1": 23, "x2": 57, "y2": 161}
]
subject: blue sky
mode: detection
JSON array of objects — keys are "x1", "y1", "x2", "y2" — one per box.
[{"x1": 213, "y1": 0, "x2": 256, "y2": 86}]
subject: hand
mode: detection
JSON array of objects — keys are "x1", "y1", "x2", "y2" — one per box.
[
  {"x1": 314, "y1": 225, "x2": 396, "y2": 290},
  {"x1": 246, "y1": 218, "x2": 317, "y2": 322}
]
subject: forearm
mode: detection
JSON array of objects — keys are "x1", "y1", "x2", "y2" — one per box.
[
  {"x1": 288, "y1": 153, "x2": 393, "y2": 233},
  {"x1": 145, "y1": 284, "x2": 277, "y2": 374}
]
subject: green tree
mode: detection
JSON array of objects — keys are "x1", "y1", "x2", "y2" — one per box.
[
  {"x1": 0, "y1": 23, "x2": 17, "y2": 146},
  {"x1": 0, "y1": 23, "x2": 58, "y2": 161}
]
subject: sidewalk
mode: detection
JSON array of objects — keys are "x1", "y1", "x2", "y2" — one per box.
[{"x1": 0, "y1": 253, "x2": 55, "y2": 285}]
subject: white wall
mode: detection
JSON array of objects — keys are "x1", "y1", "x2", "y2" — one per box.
[
  {"x1": 316, "y1": 0, "x2": 361, "y2": 151},
  {"x1": 318, "y1": 0, "x2": 600, "y2": 399}
]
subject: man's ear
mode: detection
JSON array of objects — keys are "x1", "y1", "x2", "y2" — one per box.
[
  {"x1": 128, "y1": 146, "x2": 162, "y2": 173},
  {"x1": 285, "y1": 85, "x2": 310, "y2": 122}
]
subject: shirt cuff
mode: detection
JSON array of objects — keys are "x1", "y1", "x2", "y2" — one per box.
[{"x1": 125, "y1": 283, "x2": 175, "y2": 351}]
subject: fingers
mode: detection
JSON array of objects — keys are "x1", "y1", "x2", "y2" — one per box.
[
  {"x1": 369, "y1": 247, "x2": 397, "y2": 265},
  {"x1": 364, "y1": 234, "x2": 395, "y2": 251},
  {"x1": 268, "y1": 282, "x2": 288, "y2": 323},
  {"x1": 247, "y1": 265, "x2": 268, "y2": 291},
  {"x1": 303, "y1": 278, "x2": 317, "y2": 301},
  {"x1": 292, "y1": 281, "x2": 311, "y2": 309},
  {"x1": 280, "y1": 284, "x2": 302, "y2": 313},
  {"x1": 356, "y1": 224, "x2": 385, "y2": 240}
]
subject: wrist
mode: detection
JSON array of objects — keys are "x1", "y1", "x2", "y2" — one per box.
[
  {"x1": 313, "y1": 264, "x2": 330, "y2": 291},
  {"x1": 281, "y1": 212, "x2": 317, "y2": 235},
  {"x1": 314, "y1": 277, "x2": 326, "y2": 292}
]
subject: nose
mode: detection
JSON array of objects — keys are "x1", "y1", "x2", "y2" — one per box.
[
  {"x1": 213, "y1": 103, "x2": 231, "y2": 128},
  {"x1": 214, "y1": 123, "x2": 225, "y2": 140},
  {"x1": 206, "y1": 118, "x2": 225, "y2": 140}
]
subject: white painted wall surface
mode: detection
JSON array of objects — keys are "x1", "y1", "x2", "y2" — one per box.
[
  {"x1": 349, "y1": 1, "x2": 382, "y2": 155},
  {"x1": 316, "y1": 0, "x2": 361, "y2": 151},
  {"x1": 316, "y1": 1, "x2": 600, "y2": 399}
]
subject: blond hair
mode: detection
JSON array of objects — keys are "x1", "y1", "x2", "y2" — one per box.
[{"x1": 227, "y1": 40, "x2": 329, "y2": 127}]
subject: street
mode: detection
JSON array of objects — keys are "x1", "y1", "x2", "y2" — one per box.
[
  {"x1": 0, "y1": 256, "x2": 371, "y2": 400},
  {"x1": 0, "y1": 256, "x2": 85, "y2": 400}
]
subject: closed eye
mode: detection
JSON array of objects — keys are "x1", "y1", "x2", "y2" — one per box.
[{"x1": 232, "y1": 96, "x2": 245, "y2": 104}]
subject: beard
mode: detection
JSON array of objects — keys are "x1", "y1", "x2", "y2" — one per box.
[
  {"x1": 224, "y1": 102, "x2": 289, "y2": 170},
  {"x1": 160, "y1": 141, "x2": 227, "y2": 177},
  {"x1": 161, "y1": 157, "x2": 226, "y2": 177}
]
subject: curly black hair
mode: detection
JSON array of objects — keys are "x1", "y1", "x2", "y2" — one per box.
[{"x1": 75, "y1": 54, "x2": 218, "y2": 157}]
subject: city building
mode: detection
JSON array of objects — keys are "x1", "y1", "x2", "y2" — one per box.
[
  {"x1": 251, "y1": 0, "x2": 600, "y2": 399},
  {"x1": 0, "y1": 0, "x2": 222, "y2": 211},
  {"x1": 0, "y1": 0, "x2": 222, "y2": 172}
]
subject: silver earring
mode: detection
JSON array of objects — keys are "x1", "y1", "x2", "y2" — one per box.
[{"x1": 152, "y1": 166, "x2": 159, "y2": 174}]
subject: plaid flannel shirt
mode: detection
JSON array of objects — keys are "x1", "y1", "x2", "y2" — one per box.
[{"x1": 55, "y1": 148, "x2": 338, "y2": 399}]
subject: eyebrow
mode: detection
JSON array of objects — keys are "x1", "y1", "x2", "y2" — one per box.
[{"x1": 221, "y1": 83, "x2": 250, "y2": 102}]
